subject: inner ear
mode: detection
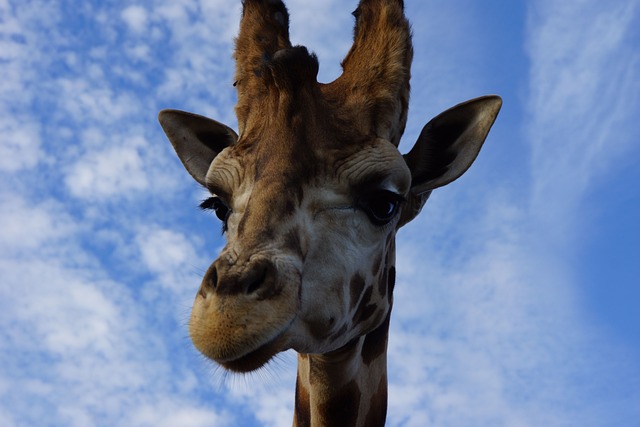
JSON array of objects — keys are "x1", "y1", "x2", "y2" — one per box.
[
  {"x1": 403, "y1": 95, "x2": 502, "y2": 194},
  {"x1": 158, "y1": 109, "x2": 238, "y2": 187}
]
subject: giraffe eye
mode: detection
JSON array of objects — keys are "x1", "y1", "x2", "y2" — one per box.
[
  {"x1": 200, "y1": 197, "x2": 231, "y2": 228},
  {"x1": 358, "y1": 190, "x2": 404, "y2": 226}
]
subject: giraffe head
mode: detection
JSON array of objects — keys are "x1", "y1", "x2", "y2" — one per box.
[{"x1": 159, "y1": 0, "x2": 500, "y2": 373}]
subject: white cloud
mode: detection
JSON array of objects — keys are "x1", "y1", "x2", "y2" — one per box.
[
  {"x1": 122, "y1": 5, "x2": 149, "y2": 34},
  {"x1": 526, "y1": 0, "x2": 640, "y2": 229},
  {"x1": 152, "y1": 0, "x2": 240, "y2": 120},
  {"x1": 65, "y1": 134, "x2": 150, "y2": 199},
  {"x1": 0, "y1": 193, "x2": 75, "y2": 254},
  {"x1": 62, "y1": 125, "x2": 186, "y2": 202},
  {"x1": 0, "y1": 123, "x2": 42, "y2": 172},
  {"x1": 0, "y1": 6, "x2": 44, "y2": 173},
  {"x1": 56, "y1": 78, "x2": 142, "y2": 124},
  {"x1": 129, "y1": 399, "x2": 231, "y2": 427},
  {"x1": 138, "y1": 228, "x2": 198, "y2": 274},
  {"x1": 136, "y1": 226, "x2": 206, "y2": 295}
]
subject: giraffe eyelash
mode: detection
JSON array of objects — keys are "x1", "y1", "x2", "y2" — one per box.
[{"x1": 200, "y1": 196, "x2": 231, "y2": 233}]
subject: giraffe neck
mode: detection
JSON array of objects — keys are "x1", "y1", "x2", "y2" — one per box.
[{"x1": 293, "y1": 313, "x2": 391, "y2": 427}]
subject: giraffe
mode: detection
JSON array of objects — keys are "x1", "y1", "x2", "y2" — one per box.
[{"x1": 158, "y1": 0, "x2": 501, "y2": 425}]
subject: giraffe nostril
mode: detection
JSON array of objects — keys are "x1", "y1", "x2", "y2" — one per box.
[
  {"x1": 202, "y1": 264, "x2": 218, "y2": 294},
  {"x1": 203, "y1": 258, "x2": 277, "y2": 296},
  {"x1": 198, "y1": 285, "x2": 208, "y2": 299},
  {"x1": 244, "y1": 265, "x2": 267, "y2": 295},
  {"x1": 246, "y1": 275, "x2": 262, "y2": 294}
]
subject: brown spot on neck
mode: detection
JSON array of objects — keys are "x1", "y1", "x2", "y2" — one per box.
[
  {"x1": 363, "y1": 374, "x2": 388, "y2": 427},
  {"x1": 294, "y1": 375, "x2": 311, "y2": 427},
  {"x1": 377, "y1": 267, "x2": 388, "y2": 298},
  {"x1": 387, "y1": 266, "x2": 396, "y2": 296},
  {"x1": 350, "y1": 274, "x2": 366, "y2": 310},
  {"x1": 319, "y1": 379, "x2": 361, "y2": 427},
  {"x1": 371, "y1": 253, "x2": 383, "y2": 277},
  {"x1": 353, "y1": 287, "x2": 376, "y2": 324},
  {"x1": 361, "y1": 311, "x2": 390, "y2": 366}
]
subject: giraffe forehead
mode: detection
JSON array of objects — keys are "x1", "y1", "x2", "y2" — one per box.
[
  {"x1": 205, "y1": 148, "x2": 246, "y2": 197},
  {"x1": 330, "y1": 140, "x2": 411, "y2": 194},
  {"x1": 208, "y1": 134, "x2": 410, "y2": 202}
]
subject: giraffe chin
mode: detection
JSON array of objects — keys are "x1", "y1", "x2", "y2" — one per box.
[
  {"x1": 217, "y1": 334, "x2": 286, "y2": 373},
  {"x1": 191, "y1": 316, "x2": 293, "y2": 373}
]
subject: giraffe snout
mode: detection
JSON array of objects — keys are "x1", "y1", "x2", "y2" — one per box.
[{"x1": 189, "y1": 254, "x2": 299, "y2": 371}]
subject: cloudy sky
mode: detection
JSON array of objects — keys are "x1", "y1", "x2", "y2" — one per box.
[{"x1": 1, "y1": 0, "x2": 639, "y2": 426}]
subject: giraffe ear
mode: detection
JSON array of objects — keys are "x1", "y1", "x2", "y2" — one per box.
[
  {"x1": 404, "y1": 95, "x2": 502, "y2": 193},
  {"x1": 399, "y1": 96, "x2": 501, "y2": 226},
  {"x1": 159, "y1": 109, "x2": 238, "y2": 187}
]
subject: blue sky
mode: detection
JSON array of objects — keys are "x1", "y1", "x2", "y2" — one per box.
[{"x1": 1, "y1": 0, "x2": 638, "y2": 426}]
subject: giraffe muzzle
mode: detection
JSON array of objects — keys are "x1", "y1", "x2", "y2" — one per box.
[{"x1": 189, "y1": 255, "x2": 300, "y2": 372}]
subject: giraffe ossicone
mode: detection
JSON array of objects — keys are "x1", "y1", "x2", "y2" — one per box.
[{"x1": 159, "y1": 0, "x2": 500, "y2": 425}]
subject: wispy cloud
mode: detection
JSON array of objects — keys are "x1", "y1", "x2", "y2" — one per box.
[{"x1": 526, "y1": 0, "x2": 640, "y2": 230}]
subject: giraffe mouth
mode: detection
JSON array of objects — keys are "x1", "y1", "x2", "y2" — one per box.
[{"x1": 218, "y1": 331, "x2": 289, "y2": 373}]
